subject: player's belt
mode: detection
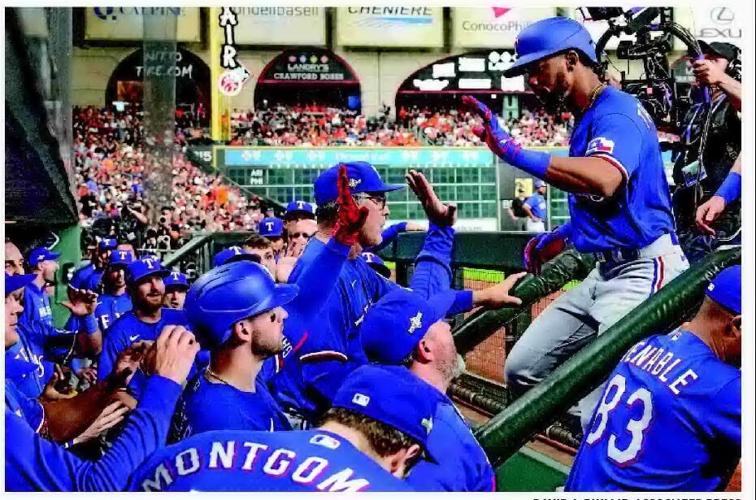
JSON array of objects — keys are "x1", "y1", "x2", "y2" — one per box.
[{"x1": 594, "y1": 233, "x2": 679, "y2": 265}]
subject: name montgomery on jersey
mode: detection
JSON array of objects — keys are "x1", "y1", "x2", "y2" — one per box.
[{"x1": 137, "y1": 434, "x2": 378, "y2": 492}]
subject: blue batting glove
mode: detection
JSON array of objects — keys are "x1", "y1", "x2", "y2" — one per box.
[{"x1": 462, "y1": 95, "x2": 551, "y2": 179}]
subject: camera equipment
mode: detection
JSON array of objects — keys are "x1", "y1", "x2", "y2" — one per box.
[
  {"x1": 588, "y1": 7, "x2": 707, "y2": 132},
  {"x1": 159, "y1": 216, "x2": 168, "y2": 225}
]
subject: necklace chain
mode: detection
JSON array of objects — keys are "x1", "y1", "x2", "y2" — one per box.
[
  {"x1": 205, "y1": 368, "x2": 233, "y2": 387},
  {"x1": 587, "y1": 83, "x2": 607, "y2": 110}
]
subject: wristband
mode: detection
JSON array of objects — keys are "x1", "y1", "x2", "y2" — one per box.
[
  {"x1": 498, "y1": 139, "x2": 551, "y2": 179},
  {"x1": 714, "y1": 171, "x2": 741, "y2": 206},
  {"x1": 83, "y1": 313, "x2": 98, "y2": 335}
]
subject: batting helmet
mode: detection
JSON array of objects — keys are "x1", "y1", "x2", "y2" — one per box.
[
  {"x1": 503, "y1": 16, "x2": 598, "y2": 77},
  {"x1": 184, "y1": 261, "x2": 299, "y2": 349}
]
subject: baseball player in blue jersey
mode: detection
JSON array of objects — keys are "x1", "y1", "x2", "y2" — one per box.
[
  {"x1": 272, "y1": 162, "x2": 464, "y2": 423},
  {"x1": 283, "y1": 199, "x2": 316, "y2": 234},
  {"x1": 21, "y1": 246, "x2": 60, "y2": 328},
  {"x1": 361, "y1": 280, "x2": 523, "y2": 491},
  {"x1": 92, "y1": 249, "x2": 134, "y2": 331},
  {"x1": 522, "y1": 179, "x2": 548, "y2": 233},
  {"x1": 171, "y1": 261, "x2": 299, "y2": 439},
  {"x1": 69, "y1": 238, "x2": 117, "y2": 292},
  {"x1": 465, "y1": 16, "x2": 689, "y2": 429},
  {"x1": 6, "y1": 318, "x2": 201, "y2": 492},
  {"x1": 97, "y1": 258, "x2": 189, "y2": 397},
  {"x1": 567, "y1": 265, "x2": 741, "y2": 491},
  {"x1": 259, "y1": 216, "x2": 286, "y2": 260},
  {"x1": 163, "y1": 270, "x2": 190, "y2": 309},
  {"x1": 212, "y1": 245, "x2": 260, "y2": 268},
  {"x1": 128, "y1": 365, "x2": 434, "y2": 492}
]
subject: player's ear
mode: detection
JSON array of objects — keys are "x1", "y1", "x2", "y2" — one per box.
[
  {"x1": 232, "y1": 320, "x2": 252, "y2": 343},
  {"x1": 414, "y1": 339, "x2": 433, "y2": 363},
  {"x1": 387, "y1": 444, "x2": 422, "y2": 478},
  {"x1": 565, "y1": 50, "x2": 579, "y2": 71},
  {"x1": 729, "y1": 314, "x2": 741, "y2": 337}
]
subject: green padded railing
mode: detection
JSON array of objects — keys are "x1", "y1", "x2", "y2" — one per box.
[{"x1": 473, "y1": 246, "x2": 741, "y2": 467}]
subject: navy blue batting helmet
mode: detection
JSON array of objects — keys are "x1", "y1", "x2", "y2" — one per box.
[
  {"x1": 184, "y1": 261, "x2": 299, "y2": 349},
  {"x1": 504, "y1": 16, "x2": 598, "y2": 77}
]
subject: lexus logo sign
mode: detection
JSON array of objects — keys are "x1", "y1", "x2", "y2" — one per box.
[{"x1": 710, "y1": 7, "x2": 734, "y2": 24}]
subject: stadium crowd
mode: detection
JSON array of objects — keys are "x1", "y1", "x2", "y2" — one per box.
[{"x1": 73, "y1": 105, "x2": 267, "y2": 251}]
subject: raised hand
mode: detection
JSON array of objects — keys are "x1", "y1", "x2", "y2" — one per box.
[
  {"x1": 462, "y1": 95, "x2": 514, "y2": 156},
  {"x1": 405, "y1": 169, "x2": 457, "y2": 227},
  {"x1": 60, "y1": 288, "x2": 99, "y2": 317},
  {"x1": 153, "y1": 325, "x2": 200, "y2": 385},
  {"x1": 333, "y1": 164, "x2": 369, "y2": 246}
]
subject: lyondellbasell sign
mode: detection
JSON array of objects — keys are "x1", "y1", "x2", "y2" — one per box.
[{"x1": 217, "y1": 7, "x2": 250, "y2": 97}]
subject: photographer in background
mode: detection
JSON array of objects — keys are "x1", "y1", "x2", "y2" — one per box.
[{"x1": 672, "y1": 42, "x2": 741, "y2": 263}]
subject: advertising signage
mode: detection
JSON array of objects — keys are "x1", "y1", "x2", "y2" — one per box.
[
  {"x1": 452, "y1": 7, "x2": 556, "y2": 49},
  {"x1": 84, "y1": 7, "x2": 201, "y2": 42},
  {"x1": 231, "y1": 7, "x2": 326, "y2": 45},
  {"x1": 336, "y1": 6, "x2": 444, "y2": 48},
  {"x1": 258, "y1": 48, "x2": 358, "y2": 84}
]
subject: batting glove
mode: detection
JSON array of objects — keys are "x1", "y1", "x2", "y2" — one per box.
[
  {"x1": 333, "y1": 164, "x2": 369, "y2": 247},
  {"x1": 523, "y1": 222, "x2": 572, "y2": 274}
]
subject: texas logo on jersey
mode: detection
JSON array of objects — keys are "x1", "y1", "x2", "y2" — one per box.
[{"x1": 586, "y1": 137, "x2": 615, "y2": 155}]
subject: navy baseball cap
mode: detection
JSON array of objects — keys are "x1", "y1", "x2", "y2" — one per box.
[
  {"x1": 108, "y1": 249, "x2": 135, "y2": 268},
  {"x1": 313, "y1": 161, "x2": 404, "y2": 206},
  {"x1": 361, "y1": 288, "x2": 457, "y2": 365},
  {"x1": 331, "y1": 364, "x2": 437, "y2": 457},
  {"x1": 126, "y1": 257, "x2": 169, "y2": 286},
  {"x1": 698, "y1": 41, "x2": 739, "y2": 62},
  {"x1": 27, "y1": 247, "x2": 61, "y2": 266},
  {"x1": 164, "y1": 271, "x2": 190, "y2": 290},
  {"x1": 259, "y1": 217, "x2": 284, "y2": 238},
  {"x1": 504, "y1": 16, "x2": 597, "y2": 77},
  {"x1": 285, "y1": 200, "x2": 316, "y2": 220},
  {"x1": 5, "y1": 273, "x2": 35, "y2": 296},
  {"x1": 212, "y1": 246, "x2": 261, "y2": 268},
  {"x1": 705, "y1": 265, "x2": 741, "y2": 315},
  {"x1": 361, "y1": 252, "x2": 391, "y2": 279},
  {"x1": 98, "y1": 238, "x2": 118, "y2": 251}
]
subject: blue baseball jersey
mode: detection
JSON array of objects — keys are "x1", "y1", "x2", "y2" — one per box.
[
  {"x1": 94, "y1": 292, "x2": 133, "y2": 332},
  {"x1": 5, "y1": 353, "x2": 45, "y2": 433},
  {"x1": 97, "y1": 308, "x2": 189, "y2": 397},
  {"x1": 6, "y1": 375, "x2": 182, "y2": 492},
  {"x1": 21, "y1": 282, "x2": 54, "y2": 328},
  {"x1": 407, "y1": 382, "x2": 495, "y2": 491},
  {"x1": 14, "y1": 320, "x2": 79, "y2": 398},
  {"x1": 524, "y1": 193, "x2": 547, "y2": 221},
  {"x1": 568, "y1": 86, "x2": 676, "y2": 252},
  {"x1": 566, "y1": 330, "x2": 741, "y2": 491},
  {"x1": 273, "y1": 226, "x2": 466, "y2": 420},
  {"x1": 127, "y1": 429, "x2": 412, "y2": 492},
  {"x1": 170, "y1": 372, "x2": 291, "y2": 442}
]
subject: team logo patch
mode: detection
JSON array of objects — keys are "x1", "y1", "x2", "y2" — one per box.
[
  {"x1": 352, "y1": 393, "x2": 370, "y2": 407},
  {"x1": 586, "y1": 137, "x2": 615, "y2": 155},
  {"x1": 408, "y1": 311, "x2": 423, "y2": 334},
  {"x1": 421, "y1": 417, "x2": 433, "y2": 434},
  {"x1": 348, "y1": 178, "x2": 362, "y2": 189}
]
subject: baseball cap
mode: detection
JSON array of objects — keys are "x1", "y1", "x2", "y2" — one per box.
[
  {"x1": 5, "y1": 273, "x2": 35, "y2": 296},
  {"x1": 534, "y1": 179, "x2": 547, "y2": 189},
  {"x1": 259, "y1": 217, "x2": 284, "y2": 238},
  {"x1": 331, "y1": 364, "x2": 437, "y2": 458},
  {"x1": 698, "y1": 41, "x2": 739, "y2": 62},
  {"x1": 212, "y1": 246, "x2": 261, "y2": 268},
  {"x1": 164, "y1": 271, "x2": 190, "y2": 290},
  {"x1": 108, "y1": 249, "x2": 135, "y2": 268},
  {"x1": 361, "y1": 288, "x2": 457, "y2": 365},
  {"x1": 285, "y1": 200, "x2": 316, "y2": 220},
  {"x1": 705, "y1": 265, "x2": 740, "y2": 315},
  {"x1": 27, "y1": 247, "x2": 61, "y2": 267},
  {"x1": 313, "y1": 161, "x2": 404, "y2": 206},
  {"x1": 504, "y1": 16, "x2": 598, "y2": 77},
  {"x1": 98, "y1": 238, "x2": 118, "y2": 251},
  {"x1": 126, "y1": 257, "x2": 169, "y2": 286},
  {"x1": 361, "y1": 252, "x2": 391, "y2": 279}
]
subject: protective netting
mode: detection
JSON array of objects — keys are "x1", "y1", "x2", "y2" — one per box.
[{"x1": 141, "y1": 12, "x2": 178, "y2": 224}]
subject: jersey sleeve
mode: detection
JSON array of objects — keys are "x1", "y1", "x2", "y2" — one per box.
[
  {"x1": 97, "y1": 331, "x2": 124, "y2": 382},
  {"x1": 4, "y1": 375, "x2": 181, "y2": 492},
  {"x1": 586, "y1": 113, "x2": 644, "y2": 179},
  {"x1": 410, "y1": 223, "x2": 455, "y2": 299}
]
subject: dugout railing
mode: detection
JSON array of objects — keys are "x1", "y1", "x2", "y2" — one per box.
[{"x1": 163, "y1": 231, "x2": 740, "y2": 490}]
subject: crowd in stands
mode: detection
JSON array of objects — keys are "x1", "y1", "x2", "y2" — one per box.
[
  {"x1": 231, "y1": 103, "x2": 573, "y2": 148},
  {"x1": 398, "y1": 105, "x2": 572, "y2": 147},
  {"x1": 230, "y1": 103, "x2": 421, "y2": 147},
  {"x1": 73, "y1": 105, "x2": 266, "y2": 252}
]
